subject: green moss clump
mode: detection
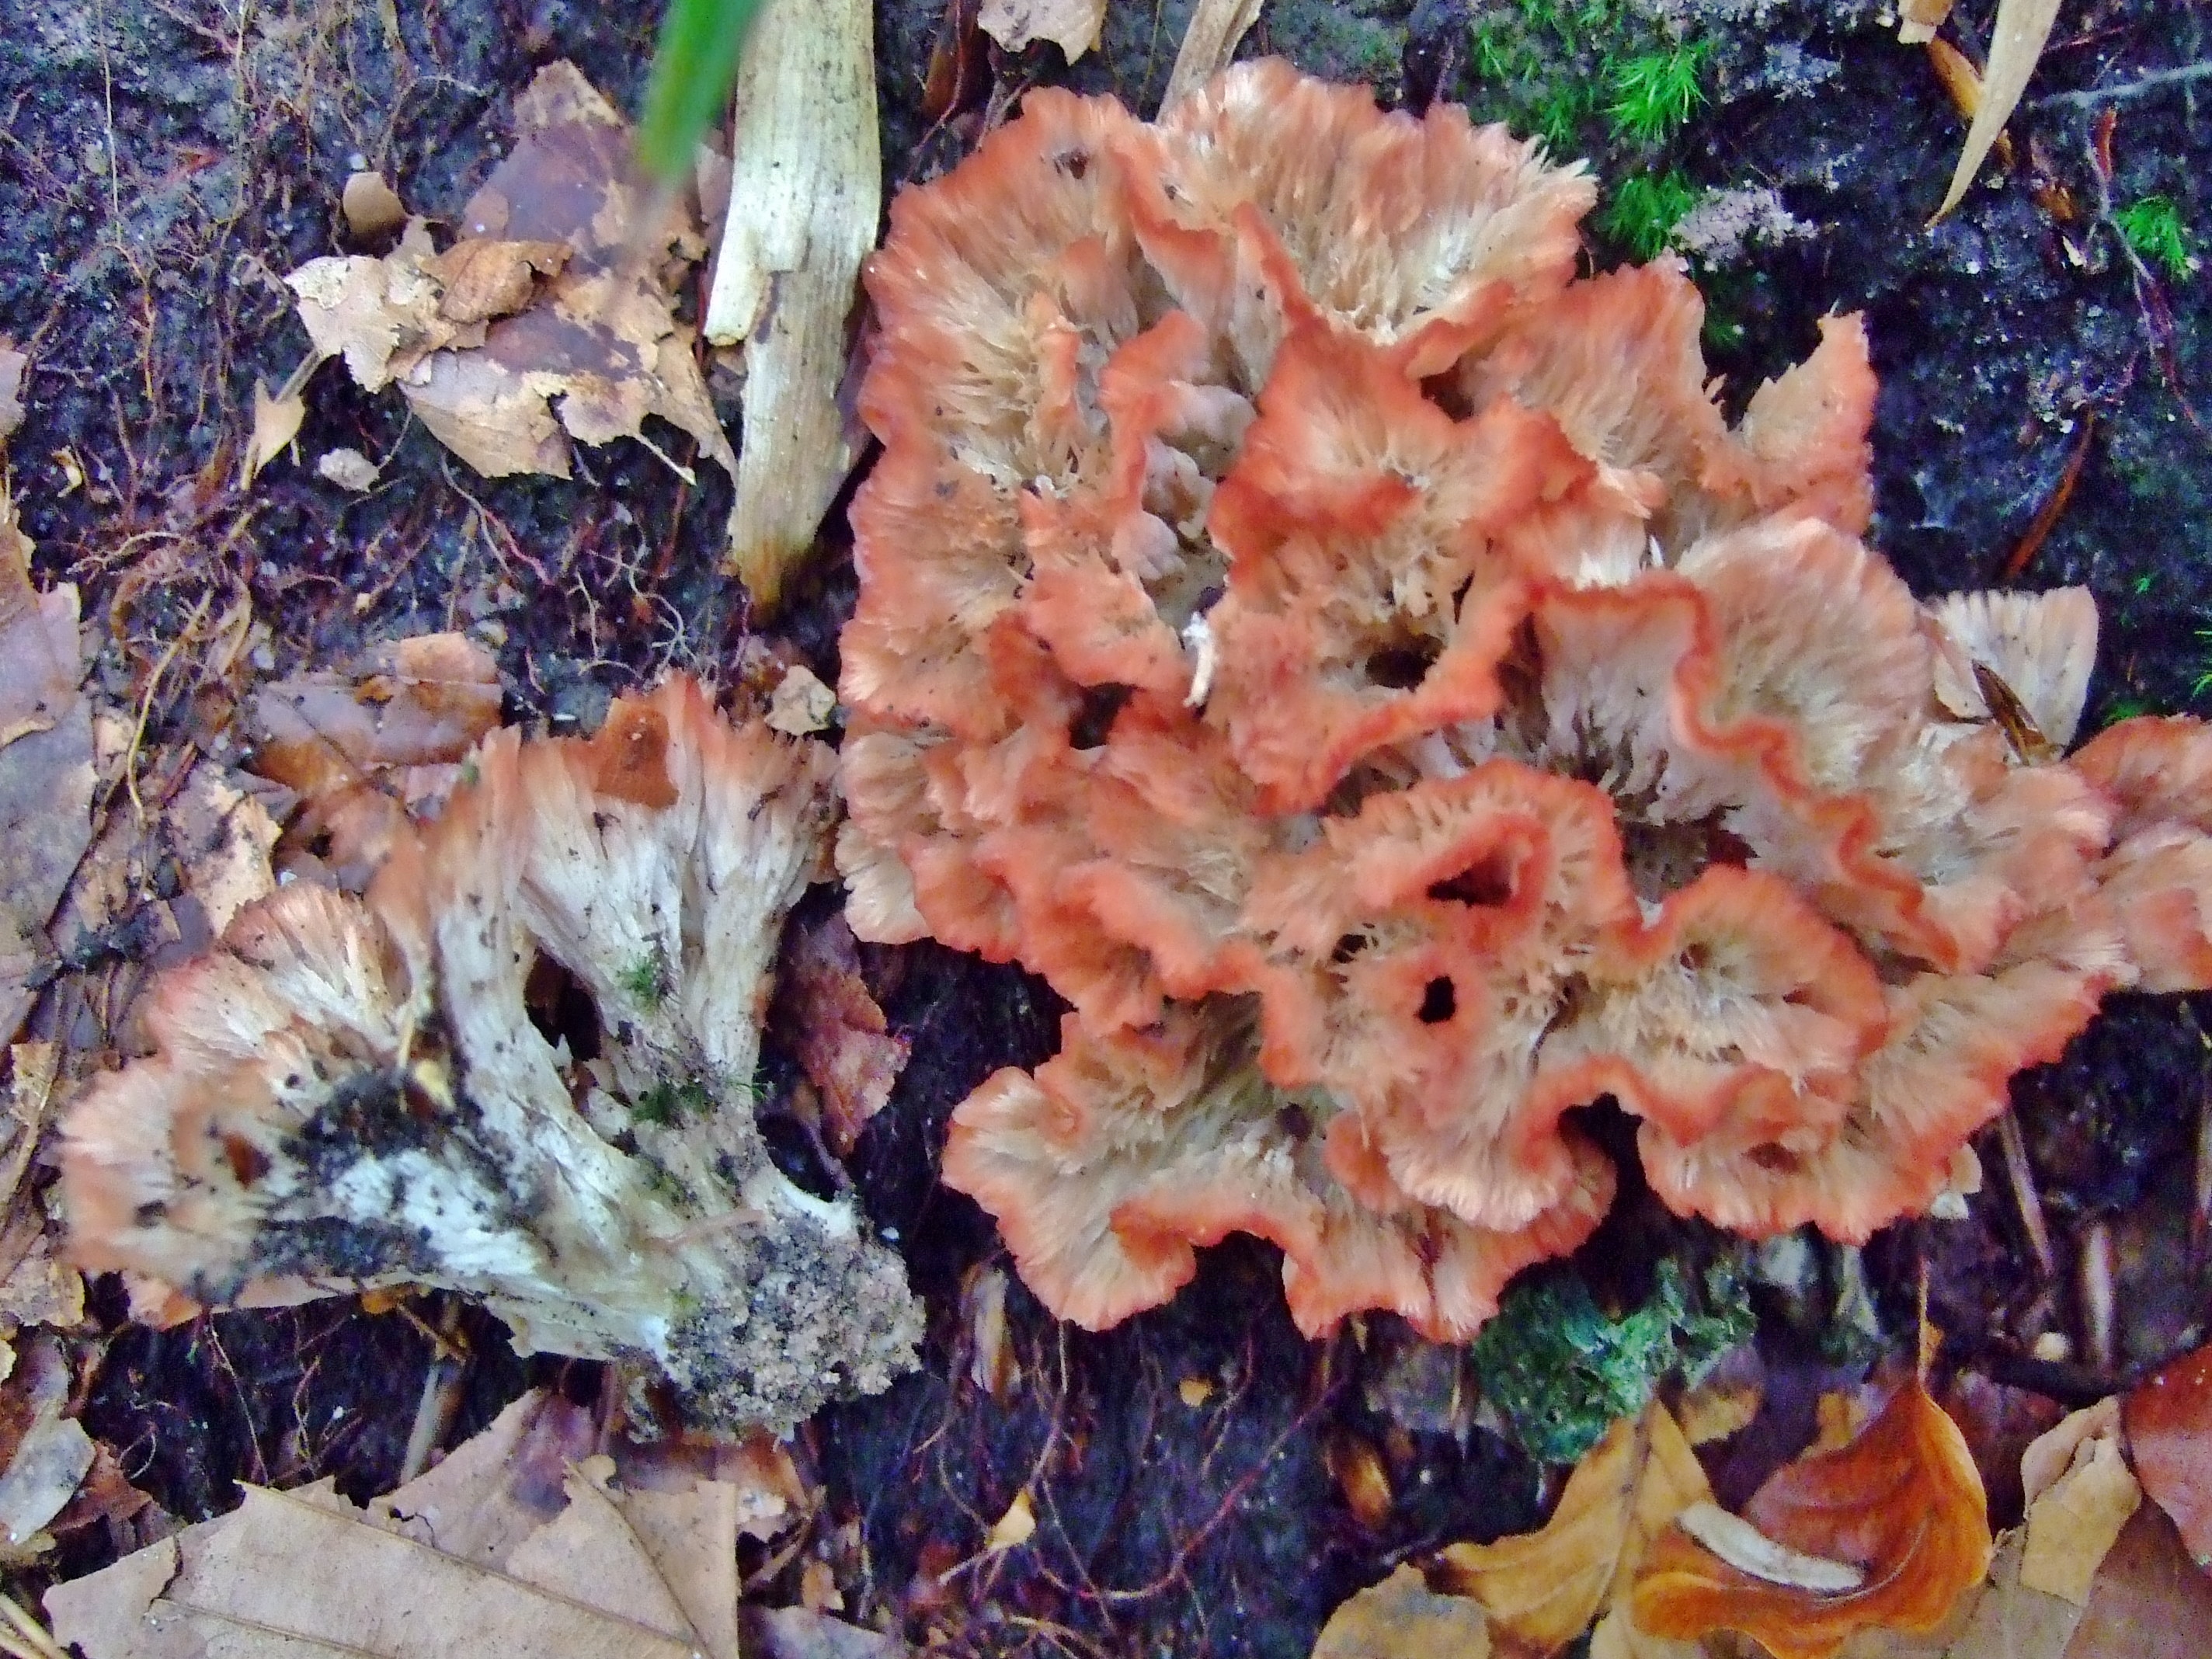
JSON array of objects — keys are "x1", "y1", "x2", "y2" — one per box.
[
  {"x1": 634, "y1": 1077, "x2": 713, "y2": 1127},
  {"x1": 619, "y1": 948, "x2": 673, "y2": 1010},
  {"x1": 1463, "y1": 1, "x2": 1713, "y2": 263},
  {"x1": 1469, "y1": 1258, "x2": 1753, "y2": 1464},
  {"x1": 1598, "y1": 170, "x2": 1700, "y2": 262},
  {"x1": 1605, "y1": 39, "x2": 1710, "y2": 147},
  {"x1": 2114, "y1": 195, "x2": 2195, "y2": 283}
]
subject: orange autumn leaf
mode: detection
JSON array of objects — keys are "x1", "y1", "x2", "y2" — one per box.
[
  {"x1": 1631, "y1": 1378, "x2": 1991, "y2": 1659},
  {"x1": 1435, "y1": 1403, "x2": 1711, "y2": 1653},
  {"x1": 2122, "y1": 1339, "x2": 2212, "y2": 1568}
]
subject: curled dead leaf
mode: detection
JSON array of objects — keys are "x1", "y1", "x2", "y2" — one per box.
[
  {"x1": 2019, "y1": 1412, "x2": 2139, "y2": 1605},
  {"x1": 1436, "y1": 1403, "x2": 1710, "y2": 1652},
  {"x1": 1632, "y1": 1378, "x2": 1992, "y2": 1659},
  {"x1": 249, "y1": 631, "x2": 501, "y2": 883},
  {"x1": 777, "y1": 912, "x2": 907, "y2": 1154},
  {"x1": 1310, "y1": 1564, "x2": 1493, "y2": 1659},
  {"x1": 983, "y1": 1488, "x2": 1035, "y2": 1553},
  {"x1": 241, "y1": 379, "x2": 307, "y2": 489}
]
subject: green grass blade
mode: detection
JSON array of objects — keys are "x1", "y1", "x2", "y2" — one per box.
[{"x1": 637, "y1": 0, "x2": 764, "y2": 184}]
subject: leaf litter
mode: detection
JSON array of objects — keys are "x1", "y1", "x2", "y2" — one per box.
[
  {"x1": 288, "y1": 63, "x2": 739, "y2": 510},
  {"x1": 43, "y1": 1387, "x2": 784, "y2": 1659},
  {"x1": 0, "y1": 488, "x2": 93, "y2": 1049}
]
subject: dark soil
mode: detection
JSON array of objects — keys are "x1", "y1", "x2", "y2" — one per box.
[{"x1": 4, "y1": 1, "x2": 2210, "y2": 1655}]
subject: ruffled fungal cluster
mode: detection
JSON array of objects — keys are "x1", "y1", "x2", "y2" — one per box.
[
  {"x1": 838, "y1": 63, "x2": 2212, "y2": 1341},
  {"x1": 64, "y1": 680, "x2": 920, "y2": 1430}
]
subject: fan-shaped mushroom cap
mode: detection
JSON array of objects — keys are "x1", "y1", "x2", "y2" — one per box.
[
  {"x1": 842, "y1": 61, "x2": 2212, "y2": 1341},
  {"x1": 64, "y1": 680, "x2": 918, "y2": 1431}
]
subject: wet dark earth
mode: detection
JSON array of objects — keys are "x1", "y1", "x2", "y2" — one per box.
[{"x1": 4, "y1": 1, "x2": 2210, "y2": 1654}]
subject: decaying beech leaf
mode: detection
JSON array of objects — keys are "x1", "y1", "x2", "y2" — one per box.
[
  {"x1": 704, "y1": 0, "x2": 878, "y2": 611},
  {"x1": 1435, "y1": 1403, "x2": 1712, "y2": 1652},
  {"x1": 978, "y1": 0, "x2": 1105, "y2": 60},
  {"x1": 2016, "y1": 1406, "x2": 2137, "y2": 1605},
  {"x1": 1934, "y1": 0, "x2": 2064, "y2": 220},
  {"x1": 249, "y1": 631, "x2": 501, "y2": 883},
  {"x1": 1163, "y1": 0, "x2": 1267, "y2": 109},
  {"x1": 0, "y1": 489, "x2": 92, "y2": 1047},
  {"x1": 2121, "y1": 1339, "x2": 2212, "y2": 1568},
  {"x1": 779, "y1": 911, "x2": 907, "y2": 1153},
  {"x1": 0, "y1": 340, "x2": 26, "y2": 438},
  {"x1": 1632, "y1": 1379, "x2": 1991, "y2": 1659},
  {"x1": 47, "y1": 1391, "x2": 748, "y2": 1659},
  {"x1": 1311, "y1": 1563, "x2": 1494, "y2": 1659},
  {"x1": 290, "y1": 63, "x2": 738, "y2": 503}
]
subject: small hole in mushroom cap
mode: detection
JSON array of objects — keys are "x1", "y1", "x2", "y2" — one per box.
[
  {"x1": 1069, "y1": 683, "x2": 1136, "y2": 750},
  {"x1": 1748, "y1": 1143, "x2": 1800, "y2": 1174},
  {"x1": 523, "y1": 951, "x2": 603, "y2": 1063},
  {"x1": 1364, "y1": 641, "x2": 1440, "y2": 690},
  {"x1": 1427, "y1": 854, "x2": 1515, "y2": 907},
  {"x1": 1417, "y1": 976, "x2": 1457, "y2": 1024}
]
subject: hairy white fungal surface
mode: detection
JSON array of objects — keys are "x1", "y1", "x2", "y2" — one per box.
[{"x1": 64, "y1": 679, "x2": 920, "y2": 1431}]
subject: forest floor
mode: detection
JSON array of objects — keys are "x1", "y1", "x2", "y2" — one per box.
[{"x1": 1, "y1": 1, "x2": 2210, "y2": 1656}]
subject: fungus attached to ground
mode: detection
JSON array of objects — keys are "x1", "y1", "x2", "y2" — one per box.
[
  {"x1": 63, "y1": 679, "x2": 920, "y2": 1431},
  {"x1": 836, "y1": 62, "x2": 2212, "y2": 1341}
]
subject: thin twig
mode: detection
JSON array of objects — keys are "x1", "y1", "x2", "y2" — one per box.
[
  {"x1": 2077, "y1": 1219, "x2": 2116, "y2": 1375},
  {"x1": 1996, "y1": 1112, "x2": 2057, "y2": 1281},
  {"x1": 2038, "y1": 59, "x2": 2212, "y2": 109}
]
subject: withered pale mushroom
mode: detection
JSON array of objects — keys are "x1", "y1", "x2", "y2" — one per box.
[{"x1": 64, "y1": 679, "x2": 920, "y2": 1431}]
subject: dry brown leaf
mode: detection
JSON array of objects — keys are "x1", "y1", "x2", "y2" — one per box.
[
  {"x1": 292, "y1": 64, "x2": 737, "y2": 498},
  {"x1": 1633, "y1": 1379, "x2": 1992, "y2": 1659},
  {"x1": 1310, "y1": 1563, "x2": 1494, "y2": 1659},
  {"x1": 2018, "y1": 1420, "x2": 2137, "y2": 1605},
  {"x1": 341, "y1": 170, "x2": 408, "y2": 239},
  {"x1": 148, "y1": 764, "x2": 278, "y2": 952},
  {"x1": 984, "y1": 1487, "x2": 1036, "y2": 1553},
  {"x1": 371, "y1": 1389, "x2": 595, "y2": 1567},
  {"x1": 45, "y1": 1483, "x2": 704, "y2": 1658},
  {"x1": 1934, "y1": 0, "x2": 2063, "y2": 219},
  {"x1": 249, "y1": 631, "x2": 500, "y2": 883},
  {"x1": 706, "y1": 0, "x2": 878, "y2": 610},
  {"x1": 48, "y1": 1393, "x2": 750, "y2": 1659},
  {"x1": 2058, "y1": 1503, "x2": 2212, "y2": 1658},
  {"x1": 0, "y1": 340, "x2": 24, "y2": 439},
  {"x1": 978, "y1": 0, "x2": 1105, "y2": 60},
  {"x1": 2019, "y1": 1396, "x2": 2118, "y2": 1511},
  {"x1": 1678, "y1": 1344, "x2": 1765, "y2": 1446},
  {"x1": 2120, "y1": 1339, "x2": 2212, "y2": 1567},
  {"x1": 240, "y1": 379, "x2": 306, "y2": 487},
  {"x1": 0, "y1": 489, "x2": 92, "y2": 1048},
  {"x1": 430, "y1": 238, "x2": 569, "y2": 325},
  {"x1": 1436, "y1": 1403, "x2": 1712, "y2": 1652},
  {"x1": 1163, "y1": 0, "x2": 1266, "y2": 110},
  {"x1": 742, "y1": 1603, "x2": 913, "y2": 1659},
  {"x1": 779, "y1": 912, "x2": 907, "y2": 1153}
]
